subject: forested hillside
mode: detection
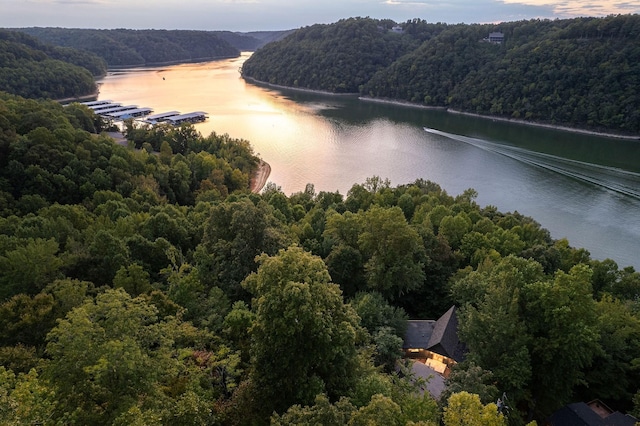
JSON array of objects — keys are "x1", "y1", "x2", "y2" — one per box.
[
  {"x1": 215, "y1": 30, "x2": 294, "y2": 51},
  {"x1": 1, "y1": 93, "x2": 639, "y2": 425},
  {"x1": 16, "y1": 28, "x2": 242, "y2": 66},
  {"x1": 0, "y1": 30, "x2": 104, "y2": 99},
  {"x1": 243, "y1": 30, "x2": 296, "y2": 49},
  {"x1": 241, "y1": 18, "x2": 422, "y2": 93},
  {"x1": 242, "y1": 15, "x2": 640, "y2": 134}
]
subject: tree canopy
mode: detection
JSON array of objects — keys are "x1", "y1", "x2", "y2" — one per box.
[
  {"x1": 1, "y1": 93, "x2": 639, "y2": 425},
  {"x1": 0, "y1": 29, "x2": 103, "y2": 99},
  {"x1": 16, "y1": 28, "x2": 242, "y2": 67},
  {"x1": 243, "y1": 246, "x2": 363, "y2": 415}
]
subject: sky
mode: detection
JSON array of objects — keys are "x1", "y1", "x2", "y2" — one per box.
[{"x1": 1, "y1": 0, "x2": 639, "y2": 32}]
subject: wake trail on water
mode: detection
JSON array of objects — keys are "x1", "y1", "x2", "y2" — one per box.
[{"x1": 424, "y1": 127, "x2": 640, "y2": 200}]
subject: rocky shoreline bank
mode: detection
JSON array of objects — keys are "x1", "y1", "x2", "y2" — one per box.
[
  {"x1": 446, "y1": 109, "x2": 640, "y2": 141},
  {"x1": 241, "y1": 76, "x2": 358, "y2": 96},
  {"x1": 241, "y1": 76, "x2": 639, "y2": 141},
  {"x1": 250, "y1": 160, "x2": 271, "y2": 194},
  {"x1": 360, "y1": 98, "x2": 640, "y2": 141}
]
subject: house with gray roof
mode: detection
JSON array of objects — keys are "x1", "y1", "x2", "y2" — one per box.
[
  {"x1": 403, "y1": 306, "x2": 465, "y2": 377},
  {"x1": 548, "y1": 400, "x2": 638, "y2": 426},
  {"x1": 487, "y1": 32, "x2": 504, "y2": 44}
]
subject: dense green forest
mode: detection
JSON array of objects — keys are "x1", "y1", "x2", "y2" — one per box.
[
  {"x1": 242, "y1": 18, "x2": 420, "y2": 93},
  {"x1": 1, "y1": 92, "x2": 639, "y2": 425},
  {"x1": 241, "y1": 15, "x2": 640, "y2": 134},
  {"x1": 242, "y1": 30, "x2": 296, "y2": 49},
  {"x1": 0, "y1": 30, "x2": 104, "y2": 99},
  {"x1": 15, "y1": 28, "x2": 294, "y2": 64},
  {"x1": 15, "y1": 28, "x2": 245, "y2": 67}
]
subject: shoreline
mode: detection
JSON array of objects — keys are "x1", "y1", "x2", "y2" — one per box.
[
  {"x1": 447, "y1": 109, "x2": 640, "y2": 141},
  {"x1": 250, "y1": 160, "x2": 271, "y2": 194},
  {"x1": 359, "y1": 96, "x2": 447, "y2": 111},
  {"x1": 57, "y1": 56, "x2": 240, "y2": 102},
  {"x1": 362, "y1": 97, "x2": 640, "y2": 141},
  {"x1": 241, "y1": 76, "x2": 358, "y2": 97},
  {"x1": 56, "y1": 88, "x2": 100, "y2": 104},
  {"x1": 243, "y1": 77, "x2": 639, "y2": 141},
  {"x1": 107, "y1": 54, "x2": 241, "y2": 70},
  {"x1": 103, "y1": 131, "x2": 271, "y2": 193}
]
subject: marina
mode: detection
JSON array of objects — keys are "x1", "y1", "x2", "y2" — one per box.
[{"x1": 76, "y1": 101, "x2": 207, "y2": 126}]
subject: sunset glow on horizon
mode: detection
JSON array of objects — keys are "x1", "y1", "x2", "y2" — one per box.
[
  {"x1": 501, "y1": 0, "x2": 640, "y2": 18},
  {"x1": 1, "y1": 0, "x2": 638, "y2": 31}
]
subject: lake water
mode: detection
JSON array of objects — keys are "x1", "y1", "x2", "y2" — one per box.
[{"x1": 97, "y1": 53, "x2": 640, "y2": 269}]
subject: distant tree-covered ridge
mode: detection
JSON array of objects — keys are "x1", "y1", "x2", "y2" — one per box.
[
  {"x1": 15, "y1": 28, "x2": 245, "y2": 67},
  {"x1": 242, "y1": 15, "x2": 640, "y2": 134},
  {"x1": 15, "y1": 28, "x2": 294, "y2": 64},
  {"x1": 0, "y1": 30, "x2": 104, "y2": 99},
  {"x1": 211, "y1": 29, "x2": 294, "y2": 51}
]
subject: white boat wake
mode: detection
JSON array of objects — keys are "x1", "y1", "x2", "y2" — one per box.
[{"x1": 424, "y1": 127, "x2": 640, "y2": 200}]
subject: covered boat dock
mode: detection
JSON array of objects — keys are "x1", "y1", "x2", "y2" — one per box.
[
  {"x1": 144, "y1": 111, "x2": 181, "y2": 124},
  {"x1": 95, "y1": 105, "x2": 138, "y2": 115},
  {"x1": 166, "y1": 111, "x2": 208, "y2": 125},
  {"x1": 88, "y1": 103, "x2": 122, "y2": 112},
  {"x1": 107, "y1": 107, "x2": 154, "y2": 119},
  {"x1": 80, "y1": 100, "x2": 113, "y2": 107},
  {"x1": 76, "y1": 99, "x2": 208, "y2": 126}
]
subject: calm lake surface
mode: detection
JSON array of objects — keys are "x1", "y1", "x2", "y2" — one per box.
[{"x1": 97, "y1": 53, "x2": 640, "y2": 269}]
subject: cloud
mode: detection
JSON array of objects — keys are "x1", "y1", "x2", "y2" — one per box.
[
  {"x1": 1, "y1": 0, "x2": 638, "y2": 32},
  {"x1": 61, "y1": 0, "x2": 107, "y2": 3},
  {"x1": 500, "y1": 0, "x2": 640, "y2": 17},
  {"x1": 218, "y1": 0, "x2": 260, "y2": 3},
  {"x1": 29, "y1": 0, "x2": 109, "y2": 3},
  {"x1": 383, "y1": 0, "x2": 431, "y2": 6}
]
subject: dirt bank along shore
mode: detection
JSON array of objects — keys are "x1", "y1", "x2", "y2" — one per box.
[{"x1": 250, "y1": 160, "x2": 271, "y2": 193}]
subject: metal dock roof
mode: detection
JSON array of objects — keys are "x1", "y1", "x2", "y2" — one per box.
[
  {"x1": 89, "y1": 103, "x2": 122, "y2": 111},
  {"x1": 96, "y1": 105, "x2": 138, "y2": 115},
  {"x1": 145, "y1": 111, "x2": 181, "y2": 121},
  {"x1": 166, "y1": 111, "x2": 208, "y2": 124},
  {"x1": 80, "y1": 100, "x2": 113, "y2": 107},
  {"x1": 107, "y1": 107, "x2": 154, "y2": 119}
]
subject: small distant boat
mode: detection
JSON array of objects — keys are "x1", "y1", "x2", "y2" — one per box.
[{"x1": 424, "y1": 127, "x2": 453, "y2": 139}]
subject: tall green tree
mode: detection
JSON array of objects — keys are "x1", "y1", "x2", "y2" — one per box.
[
  {"x1": 455, "y1": 257, "x2": 601, "y2": 418},
  {"x1": 443, "y1": 392, "x2": 506, "y2": 426},
  {"x1": 43, "y1": 289, "x2": 216, "y2": 425},
  {"x1": 440, "y1": 361, "x2": 499, "y2": 406},
  {"x1": 243, "y1": 246, "x2": 363, "y2": 416},
  {"x1": 196, "y1": 197, "x2": 289, "y2": 300},
  {"x1": 271, "y1": 394, "x2": 356, "y2": 426},
  {"x1": 457, "y1": 264, "x2": 533, "y2": 400},
  {"x1": 0, "y1": 238, "x2": 63, "y2": 299},
  {"x1": 0, "y1": 367, "x2": 55, "y2": 425},
  {"x1": 358, "y1": 206, "x2": 426, "y2": 300},
  {"x1": 524, "y1": 264, "x2": 600, "y2": 415},
  {"x1": 579, "y1": 295, "x2": 640, "y2": 406}
]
